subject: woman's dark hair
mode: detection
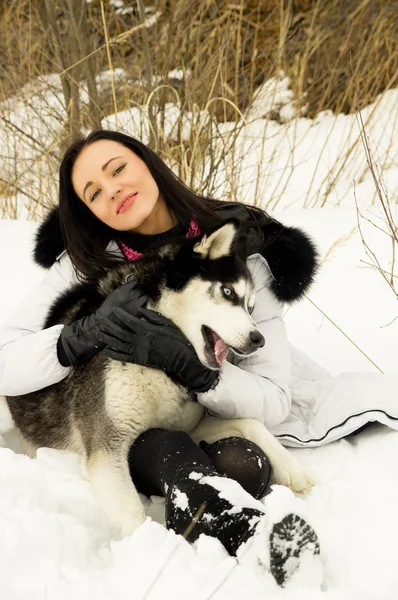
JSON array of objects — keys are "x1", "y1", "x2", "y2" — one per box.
[{"x1": 59, "y1": 129, "x2": 272, "y2": 281}]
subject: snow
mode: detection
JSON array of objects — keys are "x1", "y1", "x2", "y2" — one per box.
[
  {"x1": 1, "y1": 73, "x2": 398, "y2": 597},
  {"x1": 172, "y1": 490, "x2": 189, "y2": 511},
  {"x1": 246, "y1": 70, "x2": 305, "y2": 122},
  {"x1": 1, "y1": 201, "x2": 398, "y2": 599},
  {"x1": 198, "y1": 474, "x2": 264, "y2": 513}
]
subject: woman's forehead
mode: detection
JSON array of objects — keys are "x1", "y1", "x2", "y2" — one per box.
[
  {"x1": 76, "y1": 139, "x2": 130, "y2": 167},
  {"x1": 71, "y1": 140, "x2": 134, "y2": 191}
]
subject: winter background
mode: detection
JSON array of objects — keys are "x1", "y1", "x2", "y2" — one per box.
[{"x1": 0, "y1": 4, "x2": 398, "y2": 599}]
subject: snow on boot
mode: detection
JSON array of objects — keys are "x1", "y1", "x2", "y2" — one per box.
[
  {"x1": 165, "y1": 470, "x2": 264, "y2": 556},
  {"x1": 166, "y1": 472, "x2": 323, "y2": 588}
]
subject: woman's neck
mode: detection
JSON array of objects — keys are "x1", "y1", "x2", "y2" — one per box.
[
  {"x1": 117, "y1": 219, "x2": 188, "y2": 254},
  {"x1": 127, "y1": 196, "x2": 177, "y2": 235}
]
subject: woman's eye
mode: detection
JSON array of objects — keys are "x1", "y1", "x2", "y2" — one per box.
[
  {"x1": 222, "y1": 286, "x2": 233, "y2": 297},
  {"x1": 90, "y1": 189, "x2": 100, "y2": 202},
  {"x1": 114, "y1": 163, "x2": 126, "y2": 175}
]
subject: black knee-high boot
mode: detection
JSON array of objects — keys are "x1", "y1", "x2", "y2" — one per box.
[
  {"x1": 128, "y1": 429, "x2": 265, "y2": 554},
  {"x1": 128, "y1": 428, "x2": 218, "y2": 497},
  {"x1": 128, "y1": 429, "x2": 321, "y2": 587},
  {"x1": 165, "y1": 471, "x2": 321, "y2": 587},
  {"x1": 128, "y1": 430, "x2": 271, "y2": 499}
]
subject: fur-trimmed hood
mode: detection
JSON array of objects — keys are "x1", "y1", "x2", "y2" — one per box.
[{"x1": 33, "y1": 204, "x2": 318, "y2": 304}]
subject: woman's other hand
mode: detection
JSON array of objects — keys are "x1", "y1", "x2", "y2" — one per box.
[{"x1": 97, "y1": 306, "x2": 219, "y2": 394}]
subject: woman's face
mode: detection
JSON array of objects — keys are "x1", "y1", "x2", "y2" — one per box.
[{"x1": 71, "y1": 139, "x2": 169, "y2": 233}]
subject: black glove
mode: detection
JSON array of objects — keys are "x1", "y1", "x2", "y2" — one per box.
[
  {"x1": 57, "y1": 281, "x2": 148, "y2": 367},
  {"x1": 96, "y1": 306, "x2": 220, "y2": 394}
]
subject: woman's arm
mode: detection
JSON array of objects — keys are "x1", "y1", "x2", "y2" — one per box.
[
  {"x1": 0, "y1": 254, "x2": 76, "y2": 396},
  {"x1": 197, "y1": 254, "x2": 292, "y2": 430}
]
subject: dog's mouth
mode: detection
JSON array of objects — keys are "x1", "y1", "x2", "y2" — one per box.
[{"x1": 201, "y1": 325, "x2": 231, "y2": 368}]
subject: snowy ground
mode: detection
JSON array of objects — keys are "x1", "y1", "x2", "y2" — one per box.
[
  {"x1": 0, "y1": 69, "x2": 398, "y2": 599},
  {"x1": 0, "y1": 198, "x2": 397, "y2": 599}
]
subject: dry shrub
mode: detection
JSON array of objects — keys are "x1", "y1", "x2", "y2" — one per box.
[
  {"x1": 0, "y1": 0, "x2": 398, "y2": 218},
  {"x1": 2, "y1": 1, "x2": 398, "y2": 121},
  {"x1": 284, "y1": 0, "x2": 398, "y2": 117},
  {"x1": 355, "y1": 109, "x2": 398, "y2": 300}
]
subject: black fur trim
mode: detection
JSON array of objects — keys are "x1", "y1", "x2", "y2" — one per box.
[
  {"x1": 33, "y1": 204, "x2": 318, "y2": 303},
  {"x1": 33, "y1": 206, "x2": 64, "y2": 268},
  {"x1": 257, "y1": 221, "x2": 318, "y2": 303}
]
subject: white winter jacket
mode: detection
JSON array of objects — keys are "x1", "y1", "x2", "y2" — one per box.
[{"x1": 2, "y1": 244, "x2": 398, "y2": 448}]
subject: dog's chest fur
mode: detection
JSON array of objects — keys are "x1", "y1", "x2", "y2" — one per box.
[{"x1": 104, "y1": 361, "x2": 204, "y2": 435}]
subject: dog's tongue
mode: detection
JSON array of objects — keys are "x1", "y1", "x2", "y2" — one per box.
[{"x1": 212, "y1": 331, "x2": 229, "y2": 365}]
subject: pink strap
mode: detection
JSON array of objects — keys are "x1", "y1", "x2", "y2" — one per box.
[
  {"x1": 120, "y1": 218, "x2": 201, "y2": 262},
  {"x1": 119, "y1": 244, "x2": 143, "y2": 261}
]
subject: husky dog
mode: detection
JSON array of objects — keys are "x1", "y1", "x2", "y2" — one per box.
[{"x1": 5, "y1": 220, "x2": 313, "y2": 536}]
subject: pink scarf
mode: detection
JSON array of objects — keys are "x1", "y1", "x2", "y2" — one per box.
[{"x1": 119, "y1": 218, "x2": 201, "y2": 262}]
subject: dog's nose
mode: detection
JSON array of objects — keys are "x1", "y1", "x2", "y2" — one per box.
[{"x1": 250, "y1": 330, "x2": 265, "y2": 348}]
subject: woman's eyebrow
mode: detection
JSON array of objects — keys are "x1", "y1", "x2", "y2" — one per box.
[
  {"x1": 82, "y1": 156, "x2": 124, "y2": 200},
  {"x1": 102, "y1": 156, "x2": 123, "y2": 172}
]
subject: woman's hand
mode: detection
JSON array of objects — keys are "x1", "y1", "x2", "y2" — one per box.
[
  {"x1": 57, "y1": 281, "x2": 147, "y2": 367},
  {"x1": 96, "y1": 307, "x2": 220, "y2": 394}
]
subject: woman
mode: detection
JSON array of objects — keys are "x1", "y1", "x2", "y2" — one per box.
[{"x1": 0, "y1": 129, "x2": 327, "y2": 586}]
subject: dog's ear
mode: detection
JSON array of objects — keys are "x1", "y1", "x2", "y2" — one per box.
[
  {"x1": 232, "y1": 231, "x2": 250, "y2": 262},
  {"x1": 193, "y1": 219, "x2": 240, "y2": 260}
]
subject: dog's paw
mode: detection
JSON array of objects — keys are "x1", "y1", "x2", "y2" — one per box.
[
  {"x1": 272, "y1": 458, "x2": 316, "y2": 495},
  {"x1": 116, "y1": 506, "x2": 147, "y2": 538}
]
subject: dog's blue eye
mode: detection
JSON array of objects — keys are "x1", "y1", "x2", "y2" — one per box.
[{"x1": 222, "y1": 286, "x2": 233, "y2": 297}]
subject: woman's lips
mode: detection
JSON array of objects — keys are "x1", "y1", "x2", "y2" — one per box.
[{"x1": 117, "y1": 193, "x2": 138, "y2": 214}]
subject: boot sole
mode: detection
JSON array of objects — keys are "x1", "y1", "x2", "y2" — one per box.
[{"x1": 270, "y1": 513, "x2": 320, "y2": 586}]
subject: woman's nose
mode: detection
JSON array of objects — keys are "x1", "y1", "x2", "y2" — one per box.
[{"x1": 110, "y1": 186, "x2": 123, "y2": 200}]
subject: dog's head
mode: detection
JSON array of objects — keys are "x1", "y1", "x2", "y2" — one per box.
[{"x1": 151, "y1": 220, "x2": 265, "y2": 370}]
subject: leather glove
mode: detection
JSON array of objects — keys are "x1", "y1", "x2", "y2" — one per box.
[
  {"x1": 96, "y1": 306, "x2": 220, "y2": 394},
  {"x1": 57, "y1": 281, "x2": 148, "y2": 367}
]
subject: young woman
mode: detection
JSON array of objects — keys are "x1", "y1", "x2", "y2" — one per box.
[{"x1": 0, "y1": 129, "x2": 335, "y2": 587}]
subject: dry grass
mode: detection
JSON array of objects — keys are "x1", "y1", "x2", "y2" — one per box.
[
  {"x1": 2, "y1": 1, "x2": 398, "y2": 121},
  {"x1": 284, "y1": 0, "x2": 398, "y2": 117},
  {"x1": 354, "y1": 107, "x2": 398, "y2": 300},
  {"x1": 0, "y1": 0, "x2": 398, "y2": 217}
]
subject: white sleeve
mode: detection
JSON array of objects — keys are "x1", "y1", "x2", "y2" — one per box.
[
  {"x1": 197, "y1": 254, "x2": 292, "y2": 430},
  {"x1": 0, "y1": 253, "x2": 76, "y2": 396}
]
